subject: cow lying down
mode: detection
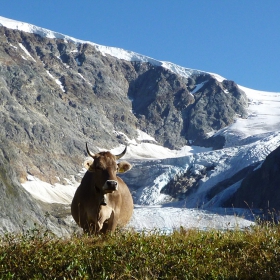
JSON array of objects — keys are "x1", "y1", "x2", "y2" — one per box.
[{"x1": 71, "y1": 144, "x2": 133, "y2": 234}]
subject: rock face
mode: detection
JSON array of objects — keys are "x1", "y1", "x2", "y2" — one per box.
[
  {"x1": 0, "y1": 23, "x2": 249, "y2": 234},
  {"x1": 225, "y1": 145, "x2": 280, "y2": 211},
  {"x1": 0, "y1": 27, "x2": 137, "y2": 185},
  {"x1": 187, "y1": 79, "x2": 248, "y2": 146},
  {"x1": 0, "y1": 26, "x2": 248, "y2": 184},
  {"x1": 161, "y1": 165, "x2": 214, "y2": 200},
  {"x1": 0, "y1": 145, "x2": 40, "y2": 233},
  {"x1": 129, "y1": 71, "x2": 248, "y2": 149},
  {"x1": 0, "y1": 143, "x2": 76, "y2": 236},
  {"x1": 128, "y1": 64, "x2": 195, "y2": 148}
]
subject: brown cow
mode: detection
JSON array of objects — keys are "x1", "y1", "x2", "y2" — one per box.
[{"x1": 71, "y1": 143, "x2": 133, "y2": 234}]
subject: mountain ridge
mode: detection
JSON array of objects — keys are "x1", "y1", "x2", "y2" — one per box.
[{"x1": 0, "y1": 16, "x2": 209, "y2": 80}]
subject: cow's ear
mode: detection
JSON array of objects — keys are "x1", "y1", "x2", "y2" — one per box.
[
  {"x1": 117, "y1": 161, "x2": 132, "y2": 173},
  {"x1": 84, "y1": 159, "x2": 94, "y2": 172}
]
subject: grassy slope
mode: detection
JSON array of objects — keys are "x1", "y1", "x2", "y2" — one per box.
[{"x1": 1, "y1": 224, "x2": 280, "y2": 279}]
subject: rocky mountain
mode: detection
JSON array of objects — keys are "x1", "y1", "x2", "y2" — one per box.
[
  {"x1": 0, "y1": 16, "x2": 279, "y2": 235},
  {"x1": 225, "y1": 145, "x2": 280, "y2": 211},
  {"x1": 0, "y1": 21, "x2": 248, "y2": 185},
  {"x1": 0, "y1": 143, "x2": 76, "y2": 236}
]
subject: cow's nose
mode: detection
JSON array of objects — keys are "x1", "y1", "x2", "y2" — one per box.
[{"x1": 105, "y1": 180, "x2": 118, "y2": 191}]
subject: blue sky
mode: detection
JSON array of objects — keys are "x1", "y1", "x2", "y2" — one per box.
[{"x1": 1, "y1": 1, "x2": 280, "y2": 92}]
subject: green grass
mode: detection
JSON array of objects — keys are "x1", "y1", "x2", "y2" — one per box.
[{"x1": 1, "y1": 223, "x2": 280, "y2": 279}]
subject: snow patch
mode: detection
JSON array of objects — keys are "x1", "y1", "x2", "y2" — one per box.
[
  {"x1": 77, "y1": 73, "x2": 92, "y2": 85},
  {"x1": 136, "y1": 129, "x2": 157, "y2": 142},
  {"x1": 109, "y1": 130, "x2": 211, "y2": 160},
  {"x1": 209, "y1": 72, "x2": 226, "y2": 82},
  {"x1": 22, "y1": 175, "x2": 77, "y2": 204},
  {"x1": 9, "y1": 43, "x2": 17, "y2": 49},
  {"x1": 46, "y1": 70, "x2": 65, "y2": 92},
  {"x1": 18, "y1": 43, "x2": 36, "y2": 62},
  {"x1": 191, "y1": 80, "x2": 208, "y2": 94},
  {"x1": 219, "y1": 85, "x2": 280, "y2": 144},
  {"x1": 112, "y1": 130, "x2": 137, "y2": 145}
]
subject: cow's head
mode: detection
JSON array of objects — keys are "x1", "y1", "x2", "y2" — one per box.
[{"x1": 84, "y1": 143, "x2": 132, "y2": 193}]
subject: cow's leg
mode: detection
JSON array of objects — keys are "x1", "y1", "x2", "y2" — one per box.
[
  {"x1": 82, "y1": 219, "x2": 97, "y2": 235},
  {"x1": 82, "y1": 224, "x2": 91, "y2": 235},
  {"x1": 104, "y1": 211, "x2": 119, "y2": 233},
  {"x1": 97, "y1": 206, "x2": 113, "y2": 232},
  {"x1": 72, "y1": 203, "x2": 93, "y2": 234},
  {"x1": 99, "y1": 211, "x2": 116, "y2": 234}
]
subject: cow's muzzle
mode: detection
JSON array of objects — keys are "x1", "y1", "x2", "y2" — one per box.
[{"x1": 103, "y1": 180, "x2": 118, "y2": 193}]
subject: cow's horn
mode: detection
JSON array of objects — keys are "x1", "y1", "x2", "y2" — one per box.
[
  {"x1": 115, "y1": 146, "x2": 127, "y2": 159},
  {"x1": 86, "y1": 142, "x2": 95, "y2": 158}
]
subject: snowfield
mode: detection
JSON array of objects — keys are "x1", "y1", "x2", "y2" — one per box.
[
  {"x1": 3, "y1": 15, "x2": 280, "y2": 233},
  {"x1": 128, "y1": 206, "x2": 254, "y2": 232}
]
